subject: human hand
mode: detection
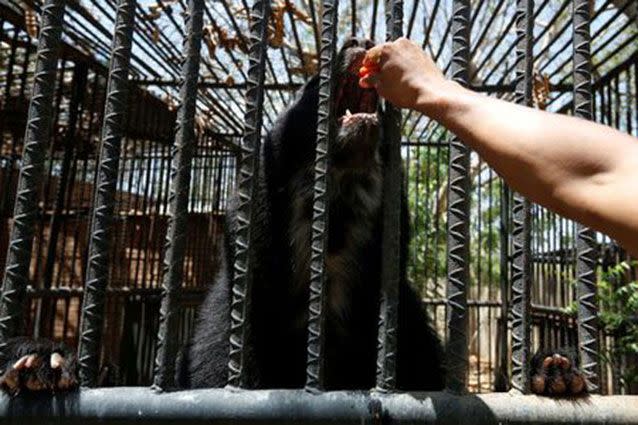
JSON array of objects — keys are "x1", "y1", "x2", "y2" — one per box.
[{"x1": 359, "y1": 37, "x2": 452, "y2": 114}]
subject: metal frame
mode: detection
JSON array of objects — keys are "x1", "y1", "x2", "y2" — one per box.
[
  {"x1": 572, "y1": 0, "x2": 600, "y2": 394},
  {"x1": 509, "y1": 0, "x2": 533, "y2": 395},
  {"x1": 305, "y1": 0, "x2": 338, "y2": 392},
  {"x1": 445, "y1": 0, "x2": 471, "y2": 394},
  {"x1": 376, "y1": 0, "x2": 403, "y2": 394},
  {"x1": 0, "y1": 390, "x2": 637, "y2": 424},
  {"x1": 78, "y1": 0, "x2": 136, "y2": 388},
  {"x1": 0, "y1": 0, "x2": 66, "y2": 361},
  {"x1": 153, "y1": 0, "x2": 204, "y2": 390},
  {"x1": 227, "y1": 0, "x2": 270, "y2": 389}
]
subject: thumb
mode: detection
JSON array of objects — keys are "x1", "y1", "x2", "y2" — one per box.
[{"x1": 362, "y1": 45, "x2": 384, "y2": 68}]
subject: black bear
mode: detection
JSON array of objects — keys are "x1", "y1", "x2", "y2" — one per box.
[{"x1": 177, "y1": 37, "x2": 444, "y2": 390}]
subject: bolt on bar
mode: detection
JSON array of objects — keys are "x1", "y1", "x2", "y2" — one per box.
[
  {"x1": 227, "y1": 0, "x2": 270, "y2": 389},
  {"x1": 304, "y1": 0, "x2": 338, "y2": 393},
  {"x1": 152, "y1": 0, "x2": 204, "y2": 390},
  {"x1": 77, "y1": 0, "x2": 136, "y2": 388},
  {"x1": 375, "y1": 0, "x2": 403, "y2": 392},
  {"x1": 510, "y1": 0, "x2": 533, "y2": 394},
  {"x1": 445, "y1": 0, "x2": 471, "y2": 394},
  {"x1": 572, "y1": 0, "x2": 600, "y2": 393},
  {"x1": 0, "y1": 0, "x2": 65, "y2": 361}
]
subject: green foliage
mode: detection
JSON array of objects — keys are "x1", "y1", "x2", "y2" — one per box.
[
  {"x1": 405, "y1": 142, "x2": 449, "y2": 294},
  {"x1": 598, "y1": 261, "x2": 638, "y2": 390},
  {"x1": 404, "y1": 130, "x2": 503, "y2": 295}
]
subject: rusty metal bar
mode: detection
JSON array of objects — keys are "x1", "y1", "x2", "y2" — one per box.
[
  {"x1": 375, "y1": 0, "x2": 402, "y2": 393},
  {"x1": 510, "y1": 0, "x2": 533, "y2": 395},
  {"x1": 445, "y1": 0, "x2": 471, "y2": 394},
  {"x1": 152, "y1": 0, "x2": 204, "y2": 390},
  {"x1": 76, "y1": 0, "x2": 136, "y2": 387},
  {"x1": 304, "y1": 0, "x2": 338, "y2": 393},
  {"x1": 572, "y1": 0, "x2": 600, "y2": 394},
  {"x1": 0, "y1": 0, "x2": 66, "y2": 360},
  {"x1": 1, "y1": 390, "x2": 638, "y2": 424},
  {"x1": 227, "y1": 0, "x2": 270, "y2": 389}
]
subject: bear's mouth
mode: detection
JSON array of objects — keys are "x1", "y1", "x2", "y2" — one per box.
[
  {"x1": 338, "y1": 110, "x2": 378, "y2": 128},
  {"x1": 334, "y1": 49, "x2": 378, "y2": 128}
]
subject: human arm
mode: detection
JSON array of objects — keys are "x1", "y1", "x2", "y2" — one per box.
[{"x1": 360, "y1": 38, "x2": 638, "y2": 256}]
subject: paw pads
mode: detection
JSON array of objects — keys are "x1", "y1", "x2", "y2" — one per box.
[
  {"x1": 531, "y1": 352, "x2": 586, "y2": 397},
  {"x1": 1, "y1": 352, "x2": 77, "y2": 395}
]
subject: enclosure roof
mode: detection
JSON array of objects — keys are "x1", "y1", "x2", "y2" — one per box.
[{"x1": 3, "y1": 0, "x2": 637, "y2": 139}]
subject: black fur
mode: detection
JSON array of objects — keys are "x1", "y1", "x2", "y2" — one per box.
[{"x1": 178, "y1": 38, "x2": 445, "y2": 391}]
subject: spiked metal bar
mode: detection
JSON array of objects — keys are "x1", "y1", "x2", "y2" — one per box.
[
  {"x1": 77, "y1": 0, "x2": 136, "y2": 387},
  {"x1": 42, "y1": 64, "x2": 88, "y2": 292},
  {"x1": 510, "y1": 0, "x2": 533, "y2": 394},
  {"x1": 572, "y1": 0, "x2": 600, "y2": 394},
  {"x1": 0, "y1": 0, "x2": 66, "y2": 361},
  {"x1": 152, "y1": 0, "x2": 204, "y2": 390},
  {"x1": 304, "y1": 0, "x2": 338, "y2": 392},
  {"x1": 375, "y1": 0, "x2": 403, "y2": 393},
  {"x1": 445, "y1": 0, "x2": 471, "y2": 394},
  {"x1": 227, "y1": 0, "x2": 270, "y2": 389}
]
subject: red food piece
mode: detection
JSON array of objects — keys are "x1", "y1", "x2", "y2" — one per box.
[{"x1": 358, "y1": 64, "x2": 379, "y2": 79}]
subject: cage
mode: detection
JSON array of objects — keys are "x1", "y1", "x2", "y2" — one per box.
[{"x1": 0, "y1": 0, "x2": 638, "y2": 422}]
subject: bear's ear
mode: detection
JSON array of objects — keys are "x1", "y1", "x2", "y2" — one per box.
[{"x1": 340, "y1": 37, "x2": 359, "y2": 50}]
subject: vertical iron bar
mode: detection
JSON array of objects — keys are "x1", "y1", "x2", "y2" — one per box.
[
  {"x1": 152, "y1": 0, "x2": 204, "y2": 389},
  {"x1": 227, "y1": 0, "x2": 270, "y2": 389},
  {"x1": 573, "y1": 0, "x2": 599, "y2": 393},
  {"x1": 0, "y1": 0, "x2": 65, "y2": 360},
  {"x1": 77, "y1": 0, "x2": 136, "y2": 387},
  {"x1": 304, "y1": 0, "x2": 339, "y2": 393},
  {"x1": 510, "y1": 0, "x2": 533, "y2": 394},
  {"x1": 350, "y1": 0, "x2": 356, "y2": 36},
  {"x1": 307, "y1": 0, "x2": 321, "y2": 60},
  {"x1": 375, "y1": 0, "x2": 403, "y2": 393},
  {"x1": 445, "y1": 0, "x2": 471, "y2": 394},
  {"x1": 495, "y1": 184, "x2": 510, "y2": 392},
  {"x1": 43, "y1": 64, "x2": 88, "y2": 290},
  {"x1": 370, "y1": 0, "x2": 379, "y2": 41}
]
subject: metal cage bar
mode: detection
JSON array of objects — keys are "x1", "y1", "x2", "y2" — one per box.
[
  {"x1": 375, "y1": 0, "x2": 403, "y2": 393},
  {"x1": 0, "y1": 0, "x2": 66, "y2": 360},
  {"x1": 572, "y1": 0, "x2": 600, "y2": 393},
  {"x1": 227, "y1": 0, "x2": 270, "y2": 389},
  {"x1": 510, "y1": 0, "x2": 533, "y2": 394},
  {"x1": 77, "y1": 0, "x2": 136, "y2": 387},
  {"x1": 305, "y1": 0, "x2": 339, "y2": 393},
  {"x1": 152, "y1": 0, "x2": 204, "y2": 390},
  {"x1": 445, "y1": 0, "x2": 471, "y2": 394},
  {"x1": 1, "y1": 389, "x2": 638, "y2": 424}
]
